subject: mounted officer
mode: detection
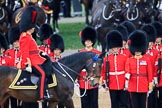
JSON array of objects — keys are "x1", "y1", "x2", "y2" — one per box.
[{"x1": 17, "y1": 5, "x2": 53, "y2": 101}]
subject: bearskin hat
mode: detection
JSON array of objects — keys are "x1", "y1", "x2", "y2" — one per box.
[
  {"x1": 121, "y1": 21, "x2": 136, "y2": 35},
  {"x1": 106, "y1": 30, "x2": 123, "y2": 50},
  {"x1": 152, "y1": 21, "x2": 162, "y2": 38},
  {"x1": 115, "y1": 25, "x2": 128, "y2": 41},
  {"x1": 8, "y1": 26, "x2": 20, "y2": 44},
  {"x1": 49, "y1": 34, "x2": 64, "y2": 52},
  {"x1": 0, "y1": 33, "x2": 8, "y2": 50},
  {"x1": 140, "y1": 24, "x2": 157, "y2": 42},
  {"x1": 19, "y1": 5, "x2": 37, "y2": 33},
  {"x1": 128, "y1": 30, "x2": 147, "y2": 55},
  {"x1": 80, "y1": 26, "x2": 97, "y2": 46},
  {"x1": 38, "y1": 23, "x2": 53, "y2": 41}
]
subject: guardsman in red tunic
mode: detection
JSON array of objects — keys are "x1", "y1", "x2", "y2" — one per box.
[
  {"x1": 100, "y1": 30, "x2": 129, "y2": 108},
  {"x1": 49, "y1": 33, "x2": 64, "y2": 62},
  {"x1": 152, "y1": 21, "x2": 162, "y2": 51},
  {"x1": 115, "y1": 24, "x2": 132, "y2": 58},
  {"x1": 5, "y1": 26, "x2": 21, "y2": 67},
  {"x1": 4, "y1": 26, "x2": 21, "y2": 108},
  {"x1": 0, "y1": 34, "x2": 12, "y2": 66},
  {"x1": 155, "y1": 44, "x2": 162, "y2": 107},
  {"x1": 49, "y1": 33, "x2": 65, "y2": 108},
  {"x1": 141, "y1": 24, "x2": 159, "y2": 108},
  {"x1": 0, "y1": 33, "x2": 12, "y2": 108},
  {"x1": 17, "y1": 5, "x2": 53, "y2": 101},
  {"x1": 78, "y1": 26, "x2": 101, "y2": 108},
  {"x1": 38, "y1": 23, "x2": 53, "y2": 56},
  {"x1": 125, "y1": 30, "x2": 153, "y2": 108}
]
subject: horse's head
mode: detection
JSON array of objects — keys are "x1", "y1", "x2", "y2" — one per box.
[{"x1": 84, "y1": 54, "x2": 103, "y2": 87}]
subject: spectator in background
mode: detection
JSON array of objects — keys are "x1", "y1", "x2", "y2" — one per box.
[
  {"x1": 72, "y1": 0, "x2": 82, "y2": 16},
  {"x1": 62, "y1": 0, "x2": 71, "y2": 17}
]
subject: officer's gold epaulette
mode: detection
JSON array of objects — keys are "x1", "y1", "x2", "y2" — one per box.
[{"x1": 22, "y1": 32, "x2": 26, "y2": 37}]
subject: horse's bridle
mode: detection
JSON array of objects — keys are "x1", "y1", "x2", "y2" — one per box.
[
  {"x1": 54, "y1": 57, "x2": 101, "y2": 82},
  {"x1": 84, "y1": 58, "x2": 101, "y2": 79}
]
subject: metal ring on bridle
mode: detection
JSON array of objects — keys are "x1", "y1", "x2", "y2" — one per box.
[
  {"x1": 126, "y1": 7, "x2": 139, "y2": 21},
  {"x1": 0, "y1": 7, "x2": 5, "y2": 21}
]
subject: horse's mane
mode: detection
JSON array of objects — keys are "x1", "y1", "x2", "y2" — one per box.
[
  {"x1": 0, "y1": 66, "x2": 16, "y2": 76},
  {"x1": 58, "y1": 52, "x2": 96, "y2": 66}
]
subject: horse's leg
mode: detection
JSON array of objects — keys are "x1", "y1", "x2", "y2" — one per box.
[
  {"x1": 85, "y1": 7, "x2": 90, "y2": 25},
  {"x1": 0, "y1": 93, "x2": 10, "y2": 105},
  {"x1": 64, "y1": 97, "x2": 74, "y2": 108},
  {"x1": 55, "y1": 20, "x2": 59, "y2": 33},
  {"x1": 47, "y1": 14, "x2": 51, "y2": 24},
  {"x1": 48, "y1": 102, "x2": 58, "y2": 108}
]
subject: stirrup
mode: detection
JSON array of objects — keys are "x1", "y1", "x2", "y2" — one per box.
[{"x1": 44, "y1": 90, "x2": 53, "y2": 100}]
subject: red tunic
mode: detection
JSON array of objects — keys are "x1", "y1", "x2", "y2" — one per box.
[
  {"x1": 120, "y1": 48, "x2": 132, "y2": 58},
  {"x1": 5, "y1": 48, "x2": 21, "y2": 67},
  {"x1": 125, "y1": 55, "x2": 153, "y2": 92},
  {"x1": 78, "y1": 48, "x2": 101, "y2": 89},
  {"x1": 0, "y1": 55, "x2": 12, "y2": 66},
  {"x1": 19, "y1": 32, "x2": 45, "y2": 68},
  {"x1": 101, "y1": 53, "x2": 127, "y2": 90},
  {"x1": 155, "y1": 48, "x2": 162, "y2": 86},
  {"x1": 39, "y1": 45, "x2": 52, "y2": 56},
  {"x1": 145, "y1": 48, "x2": 159, "y2": 77}
]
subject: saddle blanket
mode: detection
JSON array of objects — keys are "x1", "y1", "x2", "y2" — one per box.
[{"x1": 9, "y1": 69, "x2": 57, "y2": 89}]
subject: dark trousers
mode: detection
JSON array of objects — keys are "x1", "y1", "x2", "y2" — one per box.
[
  {"x1": 129, "y1": 92, "x2": 147, "y2": 108},
  {"x1": 148, "y1": 87, "x2": 158, "y2": 108},
  {"x1": 72, "y1": 0, "x2": 82, "y2": 15},
  {"x1": 58, "y1": 103, "x2": 64, "y2": 108},
  {"x1": 33, "y1": 64, "x2": 46, "y2": 99},
  {"x1": 158, "y1": 87, "x2": 162, "y2": 108},
  {"x1": 109, "y1": 90, "x2": 130, "y2": 108},
  {"x1": 3, "y1": 97, "x2": 19, "y2": 108},
  {"x1": 80, "y1": 88, "x2": 98, "y2": 108},
  {"x1": 22, "y1": 102, "x2": 38, "y2": 108},
  {"x1": 63, "y1": 0, "x2": 71, "y2": 17}
]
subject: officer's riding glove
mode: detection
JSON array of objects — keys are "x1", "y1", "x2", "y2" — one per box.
[{"x1": 25, "y1": 58, "x2": 32, "y2": 73}]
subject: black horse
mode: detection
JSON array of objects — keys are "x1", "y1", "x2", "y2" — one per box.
[
  {"x1": 92, "y1": 0, "x2": 123, "y2": 52},
  {"x1": 42, "y1": 0, "x2": 61, "y2": 32},
  {"x1": 80, "y1": 0, "x2": 94, "y2": 25},
  {"x1": 0, "y1": 4, "x2": 12, "y2": 34},
  {"x1": 11, "y1": 4, "x2": 47, "y2": 32},
  {"x1": 0, "y1": 52, "x2": 102, "y2": 108}
]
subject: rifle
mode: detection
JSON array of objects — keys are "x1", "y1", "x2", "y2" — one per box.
[
  {"x1": 158, "y1": 58, "x2": 162, "y2": 84},
  {"x1": 105, "y1": 58, "x2": 110, "y2": 89}
]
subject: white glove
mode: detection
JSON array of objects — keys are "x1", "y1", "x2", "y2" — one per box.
[
  {"x1": 38, "y1": 1, "x2": 42, "y2": 6},
  {"x1": 124, "y1": 80, "x2": 129, "y2": 90},
  {"x1": 125, "y1": 73, "x2": 131, "y2": 80},
  {"x1": 154, "y1": 77, "x2": 158, "y2": 86},
  {"x1": 25, "y1": 65, "x2": 32, "y2": 73}
]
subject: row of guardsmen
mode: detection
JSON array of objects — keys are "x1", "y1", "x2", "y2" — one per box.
[
  {"x1": 0, "y1": 5, "x2": 162, "y2": 108},
  {"x1": 99, "y1": 20, "x2": 162, "y2": 108}
]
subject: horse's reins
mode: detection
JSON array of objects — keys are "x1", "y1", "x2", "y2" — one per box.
[
  {"x1": 56, "y1": 62, "x2": 89, "y2": 97},
  {"x1": 55, "y1": 60, "x2": 98, "y2": 97}
]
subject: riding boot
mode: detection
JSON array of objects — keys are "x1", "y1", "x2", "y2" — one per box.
[{"x1": 44, "y1": 79, "x2": 53, "y2": 100}]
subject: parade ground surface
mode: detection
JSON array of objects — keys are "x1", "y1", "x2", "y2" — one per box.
[{"x1": 62, "y1": 49, "x2": 111, "y2": 108}]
